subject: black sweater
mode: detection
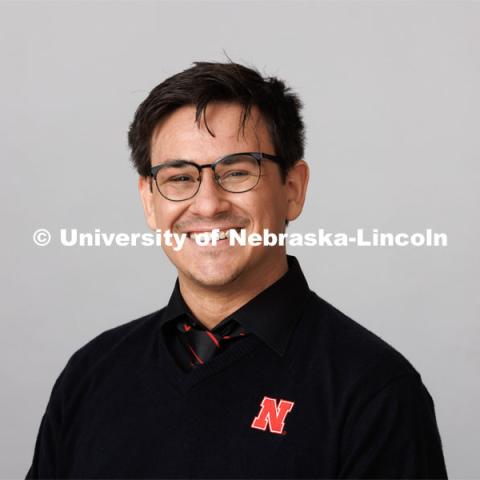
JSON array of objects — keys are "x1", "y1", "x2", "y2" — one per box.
[{"x1": 26, "y1": 256, "x2": 448, "y2": 478}]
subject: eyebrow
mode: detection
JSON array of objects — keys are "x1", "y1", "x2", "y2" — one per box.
[
  {"x1": 161, "y1": 152, "x2": 253, "y2": 163},
  {"x1": 154, "y1": 152, "x2": 258, "y2": 168},
  {"x1": 157, "y1": 159, "x2": 194, "y2": 166}
]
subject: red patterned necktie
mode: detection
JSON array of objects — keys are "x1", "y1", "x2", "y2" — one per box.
[{"x1": 176, "y1": 317, "x2": 248, "y2": 369}]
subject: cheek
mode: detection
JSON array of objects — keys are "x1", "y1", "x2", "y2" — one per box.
[
  {"x1": 153, "y1": 201, "x2": 180, "y2": 229},
  {"x1": 267, "y1": 181, "x2": 288, "y2": 208},
  {"x1": 271, "y1": 202, "x2": 289, "y2": 229},
  {"x1": 247, "y1": 192, "x2": 288, "y2": 229}
]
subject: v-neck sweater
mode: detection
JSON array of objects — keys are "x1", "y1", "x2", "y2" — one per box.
[{"x1": 26, "y1": 257, "x2": 448, "y2": 479}]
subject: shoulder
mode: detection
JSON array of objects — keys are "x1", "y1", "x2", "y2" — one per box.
[
  {"x1": 73, "y1": 307, "x2": 165, "y2": 363},
  {"x1": 54, "y1": 308, "x2": 165, "y2": 395},
  {"x1": 298, "y1": 291, "x2": 420, "y2": 393}
]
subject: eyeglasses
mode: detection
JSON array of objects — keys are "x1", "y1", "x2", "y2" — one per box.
[{"x1": 150, "y1": 151, "x2": 281, "y2": 202}]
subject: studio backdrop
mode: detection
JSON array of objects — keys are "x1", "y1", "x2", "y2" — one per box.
[{"x1": 0, "y1": 1, "x2": 478, "y2": 478}]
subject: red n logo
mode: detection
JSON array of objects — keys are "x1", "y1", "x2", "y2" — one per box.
[{"x1": 251, "y1": 396, "x2": 295, "y2": 434}]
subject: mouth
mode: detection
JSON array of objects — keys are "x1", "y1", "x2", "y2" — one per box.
[{"x1": 186, "y1": 227, "x2": 243, "y2": 242}]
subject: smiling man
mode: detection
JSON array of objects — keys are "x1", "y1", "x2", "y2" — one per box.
[
  {"x1": 27, "y1": 62, "x2": 448, "y2": 479},
  {"x1": 139, "y1": 100, "x2": 306, "y2": 331}
]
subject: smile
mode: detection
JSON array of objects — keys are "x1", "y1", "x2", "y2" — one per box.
[{"x1": 187, "y1": 228, "x2": 243, "y2": 242}]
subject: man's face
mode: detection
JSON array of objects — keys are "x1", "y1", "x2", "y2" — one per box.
[{"x1": 140, "y1": 102, "x2": 307, "y2": 289}]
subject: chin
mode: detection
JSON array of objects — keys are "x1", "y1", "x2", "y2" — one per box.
[
  {"x1": 185, "y1": 264, "x2": 243, "y2": 288},
  {"x1": 183, "y1": 271, "x2": 239, "y2": 289},
  {"x1": 177, "y1": 253, "x2": 248, "y2": 289}
]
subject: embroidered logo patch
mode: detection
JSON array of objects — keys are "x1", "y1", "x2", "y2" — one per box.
[{"x1": 251, "y1": 396, "x2": 295, "y2": 434}]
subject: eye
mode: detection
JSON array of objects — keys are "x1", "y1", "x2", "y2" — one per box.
[
  {"x1": 168, "y1": 175, "x2": 196, "y2": 183},
  {"x1": 223, "y1": 170, "x2": 250, "y2": 178}
]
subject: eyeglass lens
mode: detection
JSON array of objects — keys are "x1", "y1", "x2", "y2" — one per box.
[{"x1": 154, "y1": 154, "x2": 260, "y2": 200}]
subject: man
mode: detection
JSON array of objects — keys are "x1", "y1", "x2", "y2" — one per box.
[{"x1": 27, "y1": 61, "x2": 448, "y2": 478}]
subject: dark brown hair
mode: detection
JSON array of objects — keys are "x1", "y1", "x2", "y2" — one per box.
[{"x1": 127, "y1": 61, "x2": 305, "y2": 182}]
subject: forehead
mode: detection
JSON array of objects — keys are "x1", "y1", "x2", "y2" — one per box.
[{"x1": 150, "y1": 103, "x2": 274, "y2": 162}]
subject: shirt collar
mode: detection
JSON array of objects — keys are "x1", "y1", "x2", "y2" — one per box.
[{"x1": 160, "y1": 255, "x2": 311, "y2": 357}]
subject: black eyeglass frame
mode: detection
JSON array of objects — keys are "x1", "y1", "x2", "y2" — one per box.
[{"x1": 149, "y1": 151, "x2": 281, "y2": 201}]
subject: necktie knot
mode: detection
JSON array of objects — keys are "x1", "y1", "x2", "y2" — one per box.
[{"x1": 176, "y1": 317, "x2": 247, "y2": 369}]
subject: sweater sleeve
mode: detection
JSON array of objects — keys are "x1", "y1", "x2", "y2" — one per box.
[
  {"x1": 25, "y1": 365, "x2": 68, "y2": 479},
  {"x1": 338, "y1": 372, "x2": 448, "y2": 479}
]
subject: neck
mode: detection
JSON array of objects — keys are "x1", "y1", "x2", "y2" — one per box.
[{"x1": 178, "y1": 254, "x2": 288, "y2": 330}]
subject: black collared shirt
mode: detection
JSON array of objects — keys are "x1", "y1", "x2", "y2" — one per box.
[
  {"x1": 26, "y1": 255, "x2": 448, "y2": 479},
  {"x1": 161, "y1": 255, "x2": 309, "y2": 372}
]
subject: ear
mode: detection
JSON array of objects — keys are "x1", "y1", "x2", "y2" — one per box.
[
  {"x1": 286, "y1": 160, "x2": 309, "y2": 222},
  {"x1": 138, "y1": 176, "x2": 157, "y2": 230}
]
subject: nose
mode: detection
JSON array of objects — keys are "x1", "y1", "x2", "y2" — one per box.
[{"x1": 188, "y1": 168, "x2": 231, "y2": 217}]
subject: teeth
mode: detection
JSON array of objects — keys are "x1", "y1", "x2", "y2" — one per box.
[{"x1": 189, "y1": 229, "x2": 234, "y2": 242}]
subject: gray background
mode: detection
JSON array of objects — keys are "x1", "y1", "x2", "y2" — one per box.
[{"x1": 1, "y1": 0, "x2": 478, "y2": 478}]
